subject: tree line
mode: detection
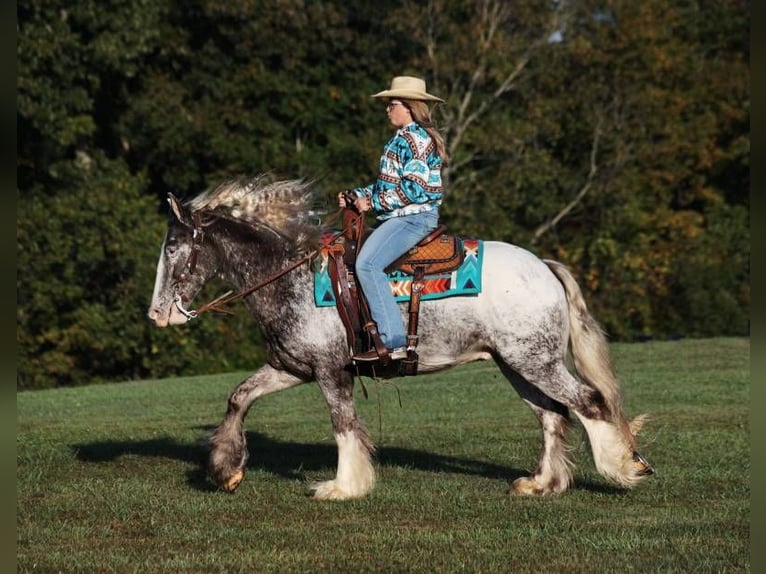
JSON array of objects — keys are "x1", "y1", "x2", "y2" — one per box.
[{"x1": 17, "y1": 0, "x2": 750, "y2": 389}]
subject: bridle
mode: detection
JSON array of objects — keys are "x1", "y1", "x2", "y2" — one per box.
[
  {"x1": 172, "y1": 212, "x2": 206, "y2": 320},
  {"x1": 170, "y1": 206, "x2": 361, "y2": 321}
]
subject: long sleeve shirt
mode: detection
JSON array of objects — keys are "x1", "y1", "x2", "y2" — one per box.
[{"x1": 351, "y1": 122, "x2": 443, "y2": 221}]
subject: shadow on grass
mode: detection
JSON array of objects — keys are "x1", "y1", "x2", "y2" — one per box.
[{"x1": 73, "y1": 429, "x2": 623, "y2": 495}]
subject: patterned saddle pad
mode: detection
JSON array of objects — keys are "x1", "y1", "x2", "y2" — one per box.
[{"x1": 314, "y1": 238, "x2": 483, "y2": 307}]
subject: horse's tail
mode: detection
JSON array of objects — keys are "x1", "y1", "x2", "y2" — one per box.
[
  {"x1": 543, "y1": 259, "x2": 623, "y2": 420},
  {"x1": 544, "y1": 259, "x2": 654, "y2": 485}
]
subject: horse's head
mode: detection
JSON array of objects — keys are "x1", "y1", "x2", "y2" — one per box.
[
  {"x1": 148, "y1": 193, "x2": 218, "y2": 327},
  {"x1": 148, "y1": 176, "x2": 322, "y2": 327}
]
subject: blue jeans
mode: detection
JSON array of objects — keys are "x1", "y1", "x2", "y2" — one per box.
[{"x1": 355, "y1": 211, "x2": 439, "y2": 349}]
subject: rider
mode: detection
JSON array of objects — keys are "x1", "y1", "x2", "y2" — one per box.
[{"x1": 339, "y1": 75, "x2": 449, "y2": 362}]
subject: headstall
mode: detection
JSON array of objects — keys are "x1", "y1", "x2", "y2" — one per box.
[{"x1": 172, "y1": 212, "x2": 205, "y2": 320}]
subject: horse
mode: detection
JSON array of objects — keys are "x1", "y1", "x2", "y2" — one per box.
[{"x1": 147, "y1": 175, "x2": 654, "y2": 500}]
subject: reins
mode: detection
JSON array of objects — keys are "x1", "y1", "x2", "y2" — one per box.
[
  {"x1": 182, "y1": 206, "x2": 364, "y2": 320},
  {"x1": 194, "y1": 249, "x2": 320, "y2": 316}
]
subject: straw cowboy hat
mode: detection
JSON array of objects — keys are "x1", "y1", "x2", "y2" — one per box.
[{"x1": 371, "y1": 76, "x2": 445, "y2": 103}]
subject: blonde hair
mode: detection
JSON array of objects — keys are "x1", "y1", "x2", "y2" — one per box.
[{"x1": 403, "y1": 99, "x2": 450, "y2": 166}]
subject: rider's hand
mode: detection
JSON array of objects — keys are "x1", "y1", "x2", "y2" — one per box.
[
  {"x1": 339, "y1": 191, "x2": 372, "y2": 212},
  {"x1": 354, "y1": 197, "x2": 372, "y2": 212}
]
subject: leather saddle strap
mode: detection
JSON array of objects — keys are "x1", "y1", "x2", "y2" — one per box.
[
  {"x1": 363, "y1": 321, "x2": 390, "y2": 365},
  {"x1": 406, "y1": 267, "x2": 426, "y2": 351},
  {"x1": 327, "y1": 248, "x2": 358, "y2": 352},
  {"x1": 338, "y1": 255, "x2": 362, "y2": 337},
  {"x1": 352, "y1": 263, "x2": 390, "y2": 363},
  {"x1": 356, "y1": 285, "x2": 385, "y2": 353}
]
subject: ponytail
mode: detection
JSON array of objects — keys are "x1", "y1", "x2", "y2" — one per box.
[{"x1": 404, "y1": 100, "x2": 450, "y2": 166}]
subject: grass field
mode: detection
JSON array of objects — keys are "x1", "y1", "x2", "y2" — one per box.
[{"x1": 17, "y1": 338, "x2": 749, "y2": 573}]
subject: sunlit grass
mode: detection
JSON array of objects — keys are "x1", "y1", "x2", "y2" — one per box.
[{"x1": 17, "y1": 338, "x2": 749, "y2": 573}]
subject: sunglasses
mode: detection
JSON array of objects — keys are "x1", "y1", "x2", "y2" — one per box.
[{"x1": 386, "y1": 101, "x2": 406, "y2": 112}]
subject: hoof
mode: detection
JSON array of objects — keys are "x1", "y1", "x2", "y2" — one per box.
[
  {"x1": 310, "y1": 480, "x2": 366, "y2": 501},
  {"x1": 632, "y1": 451, "x2": 655, "y2": 477},
  {"x1": 510, "y1": 476, "x2": 547, "y2": 496},
  {"x1": 220, "y1": 468, "x2": 245, "y2": 493}
]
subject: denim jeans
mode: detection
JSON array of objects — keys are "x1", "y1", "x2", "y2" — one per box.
[{"x1": 355, "y1": 211, "x2": 439, "y2": 349}]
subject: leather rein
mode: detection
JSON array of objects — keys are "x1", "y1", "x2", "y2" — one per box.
[{"x1": 173, "y1": 206, "x2": 363, "y2": 321}]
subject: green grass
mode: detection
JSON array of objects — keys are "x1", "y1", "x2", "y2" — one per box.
[{"x1": 17, "y1": 338, "x2": 749, "y2": 573}]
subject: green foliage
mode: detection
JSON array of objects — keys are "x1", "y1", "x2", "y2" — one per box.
[
  {"x1": 17, "y1": 0, "x2": 749, "y2": 387},
  {"x1": 17, "y1": 0, "x2": 164, "y2": 183},
  {"x1": 385, "y1": 0, "x2": 748, "y2": 341},
  {"x1": 118, "y1": 0, "x2": 403, "y2": 198},
  {"x1": 17, "y1": 156, "x2": 155, "y2": 387},
  {"x1": 16, "y1": 154, "x2": 266, "y2": 389}
]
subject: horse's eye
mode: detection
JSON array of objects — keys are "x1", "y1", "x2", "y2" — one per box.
[{"x1": 165, "y1": 240, "x2": 178, "y2": 256}]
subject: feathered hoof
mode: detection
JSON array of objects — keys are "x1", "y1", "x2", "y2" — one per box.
[
  {"x1": 510, "y1": 476, "x2": 551, "y2": 496},
  {"x1": 632, "y1": 451, "x2": 655, "y2": 477},
  {"x1": 310, "y1": 480, "x2": 366, "y2": 501},
  {"x1": 219, "y1": 468, "x2": 245, "y2": 493}
]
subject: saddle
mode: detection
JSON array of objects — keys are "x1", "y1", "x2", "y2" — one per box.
[{"x1": 325, "y1": 206, "x2": 464, "y2": 376}]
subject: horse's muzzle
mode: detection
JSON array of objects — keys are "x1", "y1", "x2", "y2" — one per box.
[{"x1": 148, "y1": 303, "x2": 190, "y2": 327}]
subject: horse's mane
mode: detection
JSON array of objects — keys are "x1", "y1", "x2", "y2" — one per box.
[{"x1": 188, "y1": 175, "x2": 322, "y2": 252}]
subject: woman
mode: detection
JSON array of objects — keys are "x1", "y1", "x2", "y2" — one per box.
[{"x1": 340, "y1": 76, "x2": 449, "y2": 362}]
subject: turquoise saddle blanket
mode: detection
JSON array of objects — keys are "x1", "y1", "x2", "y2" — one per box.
[{"x1": 314, "y1": 238, "x2": 483, "y2": 307}]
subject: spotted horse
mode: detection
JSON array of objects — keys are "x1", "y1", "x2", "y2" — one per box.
[{"x1": 148, "y1": 175, "x2": 654, "y2": 500}]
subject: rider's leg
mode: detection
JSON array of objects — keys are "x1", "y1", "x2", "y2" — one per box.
[{"x1": 354, "y1": 211, "x2": 438, "y2": 350}]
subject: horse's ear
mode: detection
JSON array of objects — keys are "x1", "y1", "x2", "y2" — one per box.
[{"x1": 167, "y1": 193, "x2": 191, "y2": 227}]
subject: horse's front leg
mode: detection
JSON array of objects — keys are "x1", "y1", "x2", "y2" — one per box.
[
  {"x1": 310, "y1": 368, "x2": 376, "y2": 501},
  {"x1": 208, "y1": 364, "x2": 305, "y2": 492}
]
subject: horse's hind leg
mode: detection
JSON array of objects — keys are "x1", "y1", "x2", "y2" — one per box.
[
  {"x1": 310, "y1": 368, "x2": 376, "y2": 500},
  {"x1": 209, "y1": 364, "x2": 306, "y2": 492},
  {"x1": 519, "y1": 361, "x2": 651, "y2": 488},
  {"x1": 498, "y1": 364, "x2": 573, "y2": 495}
]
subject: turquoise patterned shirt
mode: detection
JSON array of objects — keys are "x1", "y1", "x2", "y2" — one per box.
[{"x1": 351, "y1": 122, "x2": 443, "y2": 220}]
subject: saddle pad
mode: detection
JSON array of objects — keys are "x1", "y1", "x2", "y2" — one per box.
[{"x1": 314, "y1": 238, "x2": 483, "y2": 307}]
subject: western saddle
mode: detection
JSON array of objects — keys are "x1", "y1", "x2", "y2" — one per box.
[{"x1": 325, "y1": 199, "x2": 465, "y2": 376}]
